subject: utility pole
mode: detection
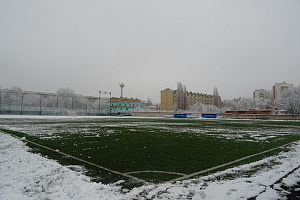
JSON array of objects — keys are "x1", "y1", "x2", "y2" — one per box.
[
  {"x1": 99, "y1": 91, "x2": 101, "y2": 116},
  {"x1": 0, "y1": 90, "x2": 2, "y2": 114},
  {"x1": 21, "y1": 93, "x2": 24, "y2": 115}
]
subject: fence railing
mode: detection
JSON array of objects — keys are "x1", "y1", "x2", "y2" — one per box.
[{"x1": 0, "y1": 90, "x2": 111, "y2": 116}]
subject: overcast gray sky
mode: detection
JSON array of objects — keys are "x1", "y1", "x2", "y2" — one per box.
[{"x1": 1, "y1": 1, "x2": 300, "y2": 103}]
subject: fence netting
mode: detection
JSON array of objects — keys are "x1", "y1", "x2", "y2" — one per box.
[{"x1": 0, "y1": 90, "x2": 110, "y2": 116}]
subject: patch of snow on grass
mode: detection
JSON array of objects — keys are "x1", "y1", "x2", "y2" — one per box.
[{"x1": 1, "y1": 116, "x2": 300, "y2": 199}]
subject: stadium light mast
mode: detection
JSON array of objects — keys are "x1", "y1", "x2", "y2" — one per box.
[{"x1": 119, "y1": 83, "x2": 125, "y2": 98}]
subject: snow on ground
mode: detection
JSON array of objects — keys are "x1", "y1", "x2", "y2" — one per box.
[
  {"x1": 0, "y1": 132, "x2": 126, "y2": 200},
  {"x1": 1, "y1": 116, "x2": 300, "y2": 200}
]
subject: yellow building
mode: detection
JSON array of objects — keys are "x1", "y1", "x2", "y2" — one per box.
[
  {"x1": 161, "y1": 88, "x2": 221, "y2": 111},
  {"x1": 160, "y1": 88, "x2": 174, "y2": 111}
]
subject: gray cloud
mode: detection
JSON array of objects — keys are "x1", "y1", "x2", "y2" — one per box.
[{"x1": 1, "y1": 0, "x2": 300, "y2": 103}]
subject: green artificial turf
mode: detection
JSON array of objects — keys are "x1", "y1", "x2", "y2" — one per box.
[{"x1": 1, "y1": 117, "x2": 299, "y2": 186}]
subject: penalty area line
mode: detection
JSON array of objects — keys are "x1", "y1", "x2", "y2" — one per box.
[
  {"x1": 4, "y1": 132, "x2": 149, "y2": 184},
  {"x1": 126, "y1": 170, "x2": 186, "y2": 176},
  {"x1": 169, "y1": 141, "x2": 296, "y2": 183}
]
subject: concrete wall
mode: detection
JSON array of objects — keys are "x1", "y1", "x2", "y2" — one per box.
[
  {"x1": 133, "y1": 112, "x2": 174, "y2": 117},
  {"x1": 223, "y1": 114, "x2": 300, "y2": 120},
  {"x1": 133, "y1": 112, "x2": 204, "y2": 118},
  {"x1": 133, "y1": 112, "x2": 300, "y2": 120},
  {"x1": 226, "y1": 110, "x2": 272, "y2": 115}
]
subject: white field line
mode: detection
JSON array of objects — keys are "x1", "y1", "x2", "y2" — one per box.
[
  {"x1": 3, "y1": 130, "x2": 297, "y2": 185},
  {"x1": 4, "y1": 133, "x2": 149, "y2": 184},
  {"x1": 169, "y1": 141, "x2": 296, "y2": 183},
  {"x1": 126, "y1": 170, "x2": 186, "y2": 176},
  {"x1": 250, "y1": 165, "x2": 300, "y2": 199}
]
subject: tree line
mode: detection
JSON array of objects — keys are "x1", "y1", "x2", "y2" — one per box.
[
  {"x1": 1, "y1": 84, "x2": 299, "y2": 115},
  {"x1": 0, "y1": 87, "x2": 109, "y2": 115},
  {"x1": 173, "y1": 82, "x2": 300, "y2": 115}
]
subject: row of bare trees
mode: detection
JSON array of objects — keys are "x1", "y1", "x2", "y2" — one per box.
[
  {"x1": 173, "y1": 82, "x2": 300, "y2": 115},
  {"x1": 0, "y1": 87, "x2": 109, "y2": 115},
  {"x1": 188, "y1": 85, "x2": 300, "y2": 115},
  {"x1": 279, "y1": 85, "x2": 300, "y2": 115},
  {"x1": 174, "y1": 82, "x2": 221, "y2": 111}
]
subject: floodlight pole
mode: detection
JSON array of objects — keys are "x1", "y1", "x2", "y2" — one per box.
[
  {"x1": 71, "y1": 96, "x2": 74, "y2": 111},
  {"x1": 109, "y1": 92, "x2": 112, "y2": 115},
  {"x1": 21, "y1": 93, "x2": 24, "y2": 115},
  {"x1": 39, "y1": 94, "x2": 42, "y2": 115},
  {"x1": 86, "y1": 97, "x2": 88, "y2": 116},
  {"x1": 0, "y1": 90, "x2": 2, "y2": 114},
  {"x1": 99, "y1": 91, "x2": 101, "y2": 116},
  {"x1": 57, "y1": 94, "x2": 59, "y2": 111}
]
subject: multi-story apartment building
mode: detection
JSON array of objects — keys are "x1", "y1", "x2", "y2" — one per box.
[
  {"x1": 253, "y1": 89, "x2": 271, "y2": 100},
  {"x1": 161, "y1": 88, "x2": 221, "y2": 111},
  {"x1": 160, "y1": 88, "x2": 174, "y2": 111},
  {"x1": 109, "y1": 97, "x2": 144, "y2": 113},
  {"x1": 273, "y1": 82, "x2": 293, "y2": 100}
]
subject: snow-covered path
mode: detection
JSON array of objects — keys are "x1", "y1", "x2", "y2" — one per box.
[{"x1": 1, "y1": 131, "x2": 300, "y2": 200}]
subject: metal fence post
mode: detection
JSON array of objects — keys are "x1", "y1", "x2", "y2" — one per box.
[
  {"x1": 40, "y1": 94, "x2": 42, "y2": 115},
  {"x1": 100, "y1": 92, "x2": 102, "y2": 115},
  {"x1": 21, "y1": 92, "x2": 24, "y2": 115},
  {"x1": 0, "y1": 90, "x2": 2, "y2": 114},
  {"x1": 56, "y1": 95, "x2": 59, "y2": 111},
  {"x1": 72, "y1": 96, "x2": 74, "y2": 111},
  {"x1": 86, "y1": 97, "x2": 88, "y2": 116}
]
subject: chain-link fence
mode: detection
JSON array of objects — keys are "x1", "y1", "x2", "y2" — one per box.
[{"x1": 0, "y1": 90, "x2": 111, "y2": 116}]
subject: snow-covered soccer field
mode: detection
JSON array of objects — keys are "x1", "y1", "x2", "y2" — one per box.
[{"x1": 1, "y1": 115, "x2": 300, "y2": 200}]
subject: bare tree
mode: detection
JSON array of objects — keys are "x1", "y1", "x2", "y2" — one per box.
[
  {"x1": 10, "y1": 86, "x2": 23, "y2": 92},
  {"x1": 213, "y1": 87, "x2": 220, "y2": 108},
  {"x1": 57, "y1": 87, "x2": 75, "y2": 96},
  {"x1": 147, "y1": 98, "x2": 153, "y2": 106},
  {"x1": 56, "y1": 87, "x2": 76, "y2": 109},
  {"x1": 189, "y1": 102, "x2": 220, "y2": 113},
  {"x1": 175, "y1": 82, "x2": 187, "y2": 110},
  {"x1": 279, "y1": 85, "x2": 300, "y2": 115},
  {"x1": 5, "y1": 86, "x2": 23, "y2": 106},
  {"x1": 222, "y1": 97, "x2": 256, "y2": 111},
  {"x1": 183, "y1": 84, "x2": 187, "y2": 110}
]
